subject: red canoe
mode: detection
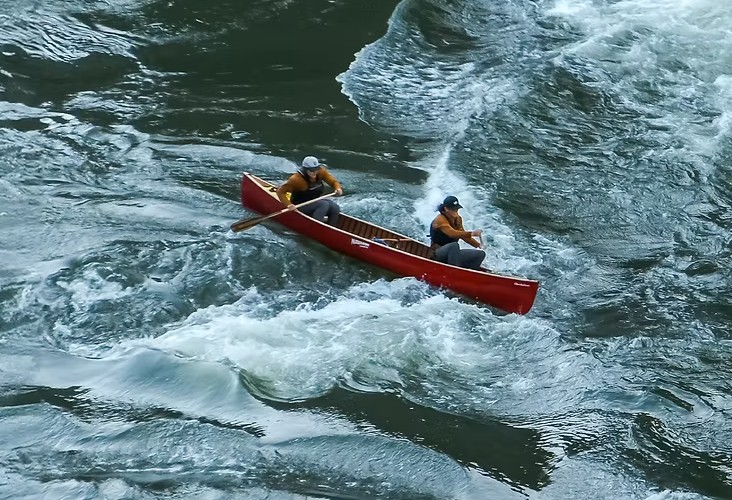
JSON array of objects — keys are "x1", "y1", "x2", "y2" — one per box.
[{"x1": 238, "y1": 173, "x2": 539, "y2": 314}]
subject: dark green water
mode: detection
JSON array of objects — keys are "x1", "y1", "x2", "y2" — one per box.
[{"x1": 1, "y1": 0, "x2": 731, "y2": 498}]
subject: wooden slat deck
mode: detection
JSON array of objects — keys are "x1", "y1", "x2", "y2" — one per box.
[{"x1": 337, "y1": 215, "x2": 432, "y2": 259}]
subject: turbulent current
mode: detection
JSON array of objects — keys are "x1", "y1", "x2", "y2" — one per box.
[{"x1": 1, "y1": 0, "x2": 731, "y2": 498}]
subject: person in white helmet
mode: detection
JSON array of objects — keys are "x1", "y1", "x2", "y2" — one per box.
[{"x1": 276, "y1": 156, "x2": 343, "y2": 226}]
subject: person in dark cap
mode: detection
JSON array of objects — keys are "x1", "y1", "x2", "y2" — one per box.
[
  {"x1": 429, "y1": 195, "x2": 485, "y2": 270},
  {"x1": 276, "y1": 156, "x2": 343, "y2": 226}
]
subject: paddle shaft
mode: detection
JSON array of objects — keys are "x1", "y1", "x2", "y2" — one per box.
[{"x1": 230, "y1": 191, "x2": 337, "y2": 232}]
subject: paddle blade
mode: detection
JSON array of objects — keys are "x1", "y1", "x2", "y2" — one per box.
[{"x1": 230, "y1": 216, "x2": 264, "y2": 232}]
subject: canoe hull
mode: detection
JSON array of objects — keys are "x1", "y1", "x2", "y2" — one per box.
[{"x1": 239, "y1": 174, "x2": 539, "y2": 314}]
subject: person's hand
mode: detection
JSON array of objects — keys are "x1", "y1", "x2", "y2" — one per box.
[
  {"x1": 472, "y1": 229, "x2": 484, "y2": 248},
  {"x1": 335, "y1": 188, "x2": 343, "y2": 196},
  {"x1": 286, "y1": 204, "x2": 297, "y2": 211}
]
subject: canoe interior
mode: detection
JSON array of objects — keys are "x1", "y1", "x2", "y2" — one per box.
[{"x1": 253, "y1": 176, "x2": 434, "y2": 260}]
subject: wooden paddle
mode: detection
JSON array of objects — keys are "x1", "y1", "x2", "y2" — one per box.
[
  {"x1": 230, "y1": 192, "x2": 337, "y2": 232},
  {"x1": 373, "y1": 237, "x2": 411, "y2": 242}
]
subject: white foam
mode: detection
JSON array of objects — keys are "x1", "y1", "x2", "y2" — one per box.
[
  {"x1": 127, "y1": 278, "x2": 581, "y2": 422},
  {"x1": 56, "y1": 268, "x2": 131, "y2": 308},
  {"x1": 643, "y1": 490, "x2": 710, "y2": 500},
  {"x1": 338, "y1": 1, "x2": 524, "y2": 143},
  {"x1": 149, "y1": 288, "x2": 458, "y2": 400},
  {"x1": 0, "y1": 9, "x2": 138, "y2": 62},
  {"x1": 546, "y1": 0, "x2": 732, "y2": 164},
  {"x1": 712, "y1": 75, "x2": 732, "y2": 140}
]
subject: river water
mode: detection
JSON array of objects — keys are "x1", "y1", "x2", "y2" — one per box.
[{"x1": 1, "y1": 0, "x2": 731, "y2": 498}]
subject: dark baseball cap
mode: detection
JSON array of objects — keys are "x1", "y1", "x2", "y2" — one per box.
[{"x1": 443, "y1": 195, "x2": 463, "y2": 209}]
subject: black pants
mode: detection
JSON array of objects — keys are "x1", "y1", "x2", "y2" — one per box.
[
  {"x1": 299, "y1": 199, "x2": 340, "y2": 226},
  {"x1": 434, "y1": 242, "x2": 485, "y2": 270}
]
